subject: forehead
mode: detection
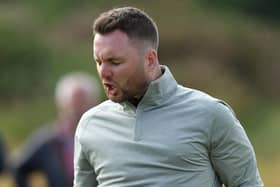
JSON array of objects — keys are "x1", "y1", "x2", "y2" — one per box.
[
  {"x1": 93, "y1": 30, "x2": 132, "y2": 56},
  {"x1": 94, "y1": 30, "x2": 130, "y2": 45}
]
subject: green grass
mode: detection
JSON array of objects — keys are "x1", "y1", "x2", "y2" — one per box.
[{"x1": 238, "y1": 101, "x2": 280, "y2": 157}]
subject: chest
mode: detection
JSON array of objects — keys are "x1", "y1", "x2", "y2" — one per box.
[{"x1": 84, "y1": 106, "x2": 212, "y2": 175}]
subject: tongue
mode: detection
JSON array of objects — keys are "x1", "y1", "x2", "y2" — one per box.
[{"x1": 108, "y1": 85, "x2": 117, "y2": 95}]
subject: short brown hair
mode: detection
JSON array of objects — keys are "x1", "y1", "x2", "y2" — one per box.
[{"x1": 93, "y1": 7, "x2": 159, "y2": 50}]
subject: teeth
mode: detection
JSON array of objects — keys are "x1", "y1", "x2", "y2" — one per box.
[{"x1": 105, "y1": 84, "x2": 113, "y2": 91}]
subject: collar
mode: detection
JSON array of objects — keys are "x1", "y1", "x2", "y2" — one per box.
[{"x1": 121, "y1": 65, "x2": 178, "y2": 111}]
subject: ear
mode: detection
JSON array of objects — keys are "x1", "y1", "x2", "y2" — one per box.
[{"x1": 146, "y1": 49, "x2": 158, "y2": 68}]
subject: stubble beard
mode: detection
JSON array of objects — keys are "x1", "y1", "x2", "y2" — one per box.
[{"x1": 107, "y1": 79, "x2": 150, "y2": 105}]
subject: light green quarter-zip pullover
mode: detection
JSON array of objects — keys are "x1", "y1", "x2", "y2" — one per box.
[{"x1": 74, "y1": 66, "x2": 263, "y2": 187}]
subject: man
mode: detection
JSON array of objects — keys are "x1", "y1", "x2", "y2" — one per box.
[
  {"x1": 74, "y1": 7, "x2": 263, "y2": 187},
  {"x1": 13, "y1": 72, "x2": 100, "y2": 187},
  {"x1": 0, "y1": 136, "x2": 6, "y2": 173}
]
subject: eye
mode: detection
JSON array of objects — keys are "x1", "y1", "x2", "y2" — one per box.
[
  {"x1": 112, "y1": 60, "x2": 121, "y2": 65},
  {"x1": 109, "y1": 58, "x2": 122, "y2": 65}
]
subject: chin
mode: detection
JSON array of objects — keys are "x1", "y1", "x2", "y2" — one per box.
[{"x1": 108, "y1": 96, "x2": 124, "y2": 103}]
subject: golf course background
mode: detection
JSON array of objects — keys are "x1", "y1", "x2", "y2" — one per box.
[{"x1": 0, "y1": 1, "x2": 279, "y2": 186}]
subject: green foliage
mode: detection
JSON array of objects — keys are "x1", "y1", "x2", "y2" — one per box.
[
  {"x1": 199, "y1": 0, "x2": 280, "y2": 22},
  {"x1": 23, "y1": 0, "x2": 104, "y2": 23},
  {"x1": 0, "y1": 26, "x2": 52, "y2": 101}
]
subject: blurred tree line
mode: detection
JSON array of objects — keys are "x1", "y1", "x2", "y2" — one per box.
[
  {"x1": 0, "y1": 25, "x2": 52, "y2": 101},
  {"x1": 0, "y1": 0, "x2": 279, "y2": 120},
  {"x1": 201, "y1": 0, "x2": 280, "y2": 22},
  {"x1": 1, "y1": 0, "x2": 279, "y2": 104}
]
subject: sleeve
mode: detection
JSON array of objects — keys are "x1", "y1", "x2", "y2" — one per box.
[
  {"x1": 209, "y1": 102, "x2": 263, "y2": 187},
  {"x1": 73, "y1": 121, "x2": 98, "y2": 187}
]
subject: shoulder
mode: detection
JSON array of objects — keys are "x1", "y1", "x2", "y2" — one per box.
[
  {"x1": 81, "y1": 100, "x2": 120, "y2": 122},
  {"x1": 184, "y1": 90, "x2": 244, "y2": 142},
  {"x1": 175, "y1": 86, "x2": 239, "y2": 130},
  {"x1": 87, "y1": 99, "x2": 121, "y2": 113},
  {"x1": 176, "y1": 85, "x2": 232, "y2": 113},
  {"x1": 178, "y1": 86, "x2": 243, "y2": 136},
  {"x1": 75, "y1": 100, "x2": 120, "y2": 136},
  {"x1": 20, "y1": 126, "x2": 54, "y2": 150},
  {"x1": 13, "y1": 125, "x2": 54, "y2": 167}
]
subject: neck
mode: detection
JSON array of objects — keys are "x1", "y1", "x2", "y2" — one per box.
[
  {"x1": 129, "y1": 65, "x2": 163, "y2": 107},
  {"x1": 128, "y1": 97, "x2": 142, "y2": 107},
  {"x1": 154, "y1": 64, "x2": 163, "y2": 80}
]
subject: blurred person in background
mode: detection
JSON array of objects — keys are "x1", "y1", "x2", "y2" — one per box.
[
  {"x1": 74, "y1": 7, "x2": 263, "y2": 187},
  {"x1": 0, "y1": 135, "x2": 6, "y2": 173},
  {"x1": 12, "y1": 72, "x2": 100, "y2": 187},
  {"x1": 0, "y1": 136, "x2": 14, "y2": 186}
]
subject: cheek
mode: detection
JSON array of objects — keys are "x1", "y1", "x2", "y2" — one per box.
[
  {"x1": 126, "y1": 68, "x2": 146, "y2": 88},
  {"x1": 115, "y1": 60, "x2": 146, "y2": 88},
  {"x1": 114, "y1": 66, "x2": 134, "y2": 83}
]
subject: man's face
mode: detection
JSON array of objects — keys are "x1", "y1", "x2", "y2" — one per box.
[{"x1": 93, "y1": 30, "x2": 150, "y2": 103}]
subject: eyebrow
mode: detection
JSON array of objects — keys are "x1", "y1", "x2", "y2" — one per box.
[
  {"x1": 107, "y1": 57, "x2": 123, "y2": 62},
  {"x1": 101, "y1": 55, "x2": 124, "y2": 62}
]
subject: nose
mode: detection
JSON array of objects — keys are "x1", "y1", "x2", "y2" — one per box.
[{"x1": 98, "y1": 63, "x2": 112, "y2": 79}]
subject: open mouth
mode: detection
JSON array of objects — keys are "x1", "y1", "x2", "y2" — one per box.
[{"x1": 104, "y1": 83, "x2": 117, "y2": 95}]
